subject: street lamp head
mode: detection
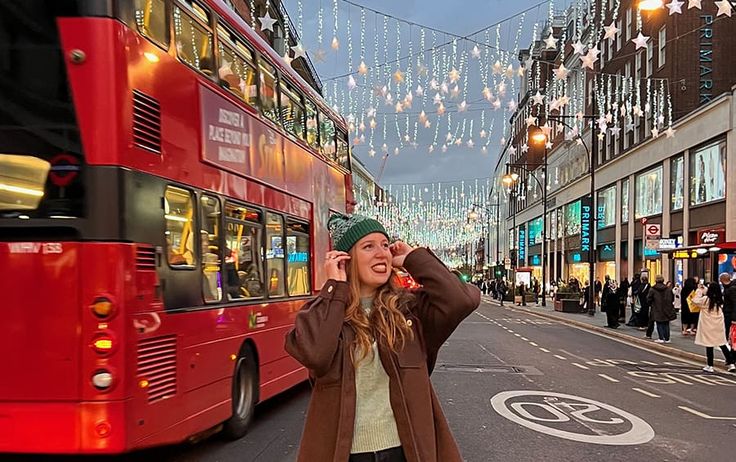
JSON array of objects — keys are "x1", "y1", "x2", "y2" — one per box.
[
  {"x1": 468, "y1": 210, "x2": 479, "y2": 221},
  {"x1": 638, "y1": 0, "x2": 663, "y2": 10},
  {"x1": 511, "y1": 172, "x2": 520, "y2": 182},
  {"x1": 529, "y1": 126, "x2": 547, "y2": 145},
  {"x1": 502, "y1": 174, "x2": 514, "y2": 186}
]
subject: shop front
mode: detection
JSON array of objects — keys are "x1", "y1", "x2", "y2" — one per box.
[
  {"x1": 528, "y1": 248, "x2": 542, "y2": 281},
  {"x1": 634, "y1": 239, "x2": 662, "y2": 280},
  {"x1": 597, "y1": 243, "x2": 616, "y2": 281},
  {"x1": 566, "y1": 250, "x2": 590, "y2": 285}
]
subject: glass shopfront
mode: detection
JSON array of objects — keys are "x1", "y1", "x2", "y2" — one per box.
[
  {"x1": 690, "y1": 140, "x2": 726, "y2": 206},
  {"x1": 565, "y1": 200, "x2": 581, "y2": 236},
  {"x1": 671, "y1": 155, "x2": 684, "y2": 210},
  {"x1": 597, "y1": 186, "x2": 616, "y2": 229},
  {"x1": 621, "y1": 178, "x2": 629, "y2": 223},
  {"x1": 635, "y1": 165, "x2": 663, "y2": 219}
]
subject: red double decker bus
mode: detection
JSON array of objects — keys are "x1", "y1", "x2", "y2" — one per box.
[{"x1": 0, "y1": 0, "x2": 353, "y2": 454}]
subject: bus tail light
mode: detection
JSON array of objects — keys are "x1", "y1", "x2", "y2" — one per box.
[
  {"x1": 90, "y1": 296, "x2": 115, "y2": 319},
  {"x1": 92, "y1": 370, "x2": 114, "y2": 391},
  {"x1": 91, "y1": 333, "x2": 114, "y2": 355}
]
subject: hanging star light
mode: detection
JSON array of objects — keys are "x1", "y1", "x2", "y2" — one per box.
[
  {"x1": 666, "y1": 0, "x2": 684, "y2": 14},
  {"x1": 450, "y1": 85, "x2": 460, "y2": 98},
  {"x1": 357, "y1": 60, "x2": 368, "y2": 75},
  {"x1": 525, "y1": 115, "x2": 537, "y2": 127},
  {"x1": 393, "y1": 69, "x2": 405, "y2": 83},
  {"x1": 433, "y1": 93, "x2": 442, "y2": 105},
  {"x1": 368, "y1": 148, "x2": 376, "y2": 157},
  {"x1": 440, "y1": 82, "x2": 449, "y2": 94},
  {"x1": 291, "y1": 43, "x2": 307, "y2": 60},
  {"x1": 428, "y1": 145, "x2": 434, "y2": 153},
  {"x1": 331, "y1": 36, "x2": 340, "y2": 50},
  {"x1": 665, "y1": 127, "x2": 676, "y2": 138},
  {"x1": 313, "y1": 48, "x2": 327, "y2": 63},
  {"x1": 395, "y1": 101, "x2": 403, "y2": 113},
  {"x1": 609, "y1": 126, "x2": 621, "y2": 136},
  {"x1": 554, "y1": 64, "x2": 569, "y2": 80},
  {"x1": 454, "y1": 138, "x2": 463, "y2": 146},
  {"x1": 651, "y1": 127, "x2": 660, "y2": 138},
  {"x1": 415, "y1": 84, "x2": 424, "y2": 96},
  {"x1": 521, "y1": 143, "x2": 529, "y2": 153},
  {"x1": 604, "y1": 22, "x2": 619, "y2": 40},
  {"x1": 467, "y1": 139, "x2": 474, "y2": 148},
  {"x1": 366, "y1": 106, "x2": 376, "y2": 118},
  {"x1": 532, "y1": 91, "x2": 545, "y2": 106},
  {"x1": 430, "y1": 79, "x2": 439, "y2": 90},
  {"x1": 572, "y1": 40, "x2": 587, "y2": 55},
  {"x1": 471, "y1": 45, "x2": 481, "y2": 59},
  {"x1": 507, "y1": 100, "x2": 517, "y2": 111},
  {"x1": 448, "y1": 68, "x2": 461, "y2": 83},
  {"x1": 508, "y1": 146, "x2": 517, "y2": 155},
  {"x1": 715, "y1": 0, "x2": 733, "y2": 16},
  {"x1": 424, "y1": 119, "x2": 431, "y2": 128},
  {"x1": 492, "y1": 99, "x2": 502, "y2": 110},
  {"x1": 545, "y1": 141, "x2": 553, "y2": 149},
  {"x1": 441, "y1": 145, "x2": 448, "y2": 153},
  {"x1": 597, "y1": 132, "x2": 605, "y2": 141},
  {"x1": 492, "y1": 60, "x2": 503, "y2": 75},
  {"x1": 458, "y1": 100, "x2": 468, "y2": 112},
  {"x1": 505, "y1": 65, "x2": 515, "y2": 79},
  {"x1": 258, "y1": 11, "x2": 277, "y2": 32},
  {"x1": 480, "y1": 129, "x2": 487, "y2": 138},
  {"x1": 347, "y1": 74, "x2": 357, "y2": 90},
  {"x1": 687, "y1": 0, "x2": 701, "y2": 8},
  {"x1": 482, "y1": 87, "x2": 492, "y2": 100},
  {"x1": 282, "y1": 52, "x2": 293, "y2": 66},
  {"x1": 437, "y1": 103, "x2": 446, "y2": 115},
  {"x1": 544, "y1": 33, "x2": 558, "y2": 49},
  {"x1": 369, "y1": 118, "x2": 377, "y2": 129},
  {"x1": 418, "y1": 110, "x2": 427, "y2": 123},
  {"x1": 632, "y1": 32, "x2": 650, "y2": 50},
  {"x1": 416, "y1": 63, "x2": 429, "y2": 76}
]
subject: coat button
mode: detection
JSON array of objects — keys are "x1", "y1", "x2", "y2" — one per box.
[
  {"x1": 406, "y1": 319, "x2": 413, "y2": 327},
  {"x1": 327, "y1": 285, "x2": 333, "y2": 293}
]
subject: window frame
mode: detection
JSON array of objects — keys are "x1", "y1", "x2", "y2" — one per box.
[
  {"x1": 279, "y1": 78, "x2": 307, "y2": 141},
  {"x1": 199, "y1": 193, "x2": 224, "y2": 303},
  {"x1": 164, "y1": 185, "x2": 198, "y2": 270},
  {"x1": 215, "y1": 21, "x2": 258, "y2": 107},
  {"x1": 224, "y1": 201, "x2": 266, "y2": 301},
  {"x1": 265, "y1": 211, "x2": 287, "y2": 298},
  {"x1": 634, "y1": 164, "x2": 664, "y2": 219},
  {"x1": 658, "y1": 26, "x2": 667, "y2": 68},
  {"x1": 133, "y1": 0, "x2": 171, "y2": 50},
  {"x1": 671, "y1": 155, "x2": 684, "y2": 211},
  {"x1": 172, "y1": 0, "x2": 215, "y2": 77},
  {"x1": 285, "y1": 218, "x2": 312, "y2": 297}
]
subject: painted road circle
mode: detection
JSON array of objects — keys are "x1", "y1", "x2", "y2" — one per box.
[{"x1": 490, "y1": 391, "x2": 655, "y2": 445}]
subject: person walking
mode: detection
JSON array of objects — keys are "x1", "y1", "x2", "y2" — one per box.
[
  {"x1": 627, "y1": 274, "x2": 642, "y2": 327},
  {"x1": 285, "y1": 213, "x2": 481, "y2": 462},
  {"x1": 646, "y1": 275, "x2": 676, "y2": 343},
  {"x1": 638, "y1": 276, "x2": 652, "y2": 334},
  {"x1": 720, "y1": 273, "x2": 735, "y2": 343},
  {"x1": 681, "y1": 277, "x2": 697, "y2": 335},
  {"x1": 693, "y1": 282, "x2": 736, "y2": 373},
  {"x1": 602, "y1": 276, "x2": 620, "y2": 328},
  {"x1": 618, "y1": 277, "x2": 630, "y2": 323}
]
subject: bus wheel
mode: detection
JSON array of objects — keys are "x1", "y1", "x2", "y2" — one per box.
[{"x1": 222, "y1": 344, "x2": 258, "y2": 439}]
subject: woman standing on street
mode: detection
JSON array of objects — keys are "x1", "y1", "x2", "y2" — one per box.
[
  {"x1": 681, "y1": 277, "x2": 697, "y2": 335},
  {"x1": 693, "y1": 282, "x2": 736, "y2": 373},
  {"x1": 285, "y1": 213, "x2": 481, "y2": 462}
]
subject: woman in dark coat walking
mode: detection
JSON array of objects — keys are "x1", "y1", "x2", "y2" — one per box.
[
  {"x1": 617, "y1": 278, "x2": 630, "y2": 323},
  {"x1": 681, "y1": 277, "x2": 697, "y2": 335},
  {"x1": 602, "y1": 276, "x2": 620, "y2": 328}
]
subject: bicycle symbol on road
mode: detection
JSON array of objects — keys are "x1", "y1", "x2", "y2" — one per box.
[{"x1": 490, "y1": 391, "x2": 655, "y2": 445}]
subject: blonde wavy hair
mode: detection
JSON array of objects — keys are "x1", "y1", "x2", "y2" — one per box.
[{"x1": 344, "y1": 249, "x2": 415, "y2": 363}]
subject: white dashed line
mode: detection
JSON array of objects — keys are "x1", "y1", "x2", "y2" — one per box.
[
  {"x1": 598, "y1": 374, "x2": 620, "y2": 383},
  {"x1": 529, "y1": 342, "x2": 539, "y2": 347},
  {"x1": 632, "y1": 388, "x2": 660, "y2": 398},
  {"x1": 554, "y1": 355, "x2": 567, "y2": 360},
  {"x1": 514, "y1": 333, "x2": 521, "y2": 337},
  {"x1": 539, "y1": 348, "x2": 550, "y2": 353},
  {"x1": 571, "y1": 363, "x2": 590, "y2": 370},
  {"x1": 521, "y1": 337, "x2": 529, "y2": 341},
  {"x1": 640, "y1": 360, "x2": 658, "y2": 366}
]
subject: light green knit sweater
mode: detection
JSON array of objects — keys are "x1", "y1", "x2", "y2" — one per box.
[{"x1": 350, "y1": 298, "x2": 402, "y2": 454}]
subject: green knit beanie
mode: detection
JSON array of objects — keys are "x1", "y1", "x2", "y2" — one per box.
[{"x1": 328, "y1": 213, "x2": 389, "y2": 252}]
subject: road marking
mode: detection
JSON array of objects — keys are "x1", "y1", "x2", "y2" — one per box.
[
  {"x1": 540, "y1": 348, "x2": 551, "y2": 353},
  {"x1": 572, "y1": 363, "x2": 590, "y2": 370},
  {"x1": 632, "y1": 388, "x2": 660, "y2": 398},
  {"x1": 598, "y1": 374, "x2": 620, "y2": 383},
  {"x1": 640, "y1": 360, "x2": 658, "y2": 366},
  {"x1": 491, "y1": 390, "x2": 655, "y2": 445},
  {"x1": 521, "y1": 337, "x2": 529, "y2": 341},
  {"x1": 508, "y1": 329, "x2": 515, "y2": 333},
  {"x1": 529, "y1": 342, "x2": 539, "y2": 347},
  {"x1": 554, "y1": 355, "x2": 567, "y2": 360},
  {"x1": 678, "y1": 406, "x2": 736, "y2": 420},
  {"x1": 514, "y1": 333, "x2": 521, "y2": 337}
]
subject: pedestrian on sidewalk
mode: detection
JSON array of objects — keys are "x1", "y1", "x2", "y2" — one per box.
[
  {"x1": 602, "y1": 276, "x2": 620, "y2": 328},
  {"x1": 618, "y1": 277, "x2": 629, "y2": 323},
  {"x1": 646, "y1": 275, "x2": 676, "y2": 343},
  {"x1": 681, "y1": 277, "x2": 698, "y2": 335},
  {"x1": 285, "y1": 213, "x2": 481, "y2": 462},
  {"x1": 637, "y1": 276, "x2": 652, "y2": 334},
  {"x1": 693, "y1": 282, "x2": 736, "y2": 373},
  {"x1": 719, "y1": 272, "x2": 735, "y2": 343},
  {"x1": 626, "y1": 274, "x2": 641, "y2": 327}
]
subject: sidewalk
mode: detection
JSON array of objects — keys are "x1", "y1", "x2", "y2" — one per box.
[{"x1": 482, "y1": 295, "x2": 719, "y2": 365}]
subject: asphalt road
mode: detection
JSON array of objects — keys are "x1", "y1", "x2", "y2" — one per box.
[{"x1": 7, "y1": 299, "x2": 736, "y2": 461}]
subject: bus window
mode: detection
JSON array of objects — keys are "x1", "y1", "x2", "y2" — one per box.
[
  {"x1": 164, "y1": 186, "x2": 197, "y2": 268},
  {"x1": 173, "y1": 2, "x2": 214, "y2": 76},
  {"x1": 279, "y1": 80, "x2": 305, "y2": 141},
  {"x1": 225, "y1": 203, "x2": 264, "y2": 300},
  {"x1": 286, "y1": 220, "x2": 310, "y2": 296},
  {"x1": 305, "y1": 101, "x2": 319, "y2": 149},
  {"x1": 319, "y1": 114, "x2": 336, "y2": 160},
  {"x1": 134, "y1": 0, "x2": 169, "y2": 48},
  {"x1": 216, "y1": 24, "x2": 257, "y2": 107},
  {"x1": 200, "y1": 195, "x2": 222, "y2": 303},
  {"x1": 266, "y1": 212, "x2": 285, "y2": 297},
  {"x1": 336, "y1": 128, "x2": 350, "y2": 170},
  {"x1": 258, "y1": 60, "x2": 279, "y2": 123}
]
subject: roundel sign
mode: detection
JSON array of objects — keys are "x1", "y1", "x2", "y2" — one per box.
[
  {"x1": 48, "y1": 153, "x2": 80, "y2": 187},
  {"x1": 491, "y1": 391, "x2": 655, "y2": 445}
]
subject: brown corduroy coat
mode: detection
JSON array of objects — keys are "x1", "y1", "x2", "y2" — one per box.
[{"x1": 285, "y1": 248, "x2": 481, "y2": 462}]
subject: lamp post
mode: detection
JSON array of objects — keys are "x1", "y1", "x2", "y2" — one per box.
[{"x1": 502, "y1": 170, "x2": 518, "y2": 302}]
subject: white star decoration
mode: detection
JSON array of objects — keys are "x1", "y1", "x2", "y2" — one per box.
[
  {"x1": 572, "y1": 40, "x2": 587, "y2": 55},
  {"x1": 604, "y1": 22, "x2": 619, "y2": 40},
  {"x1": 525, "y1": 115, "x2": 537, "y2": 127},
  {"x1": 258, "y1": 11, "x2": 277, "y2": 32},
  {"x1": 665, "y1": 127, "x2": 676, "y2": 138},
  {"x1": 544, "y1": 34, "x2": 558, "y2": 49},
  {"x1": 715, "y1": 0, "x2": 733, "y2": 16},
  {"x1": 492, "y1": 60, "x2": 503, "y2": 75},
  {"x1": 313, "y1": 48, "x2": 326, "y2": 63},
  {"x1": 448, "y1": 68, "x2": 460, "y2": 83},
  {"x1": 357, "y1": 61, "x2": 368, "y2": 75},
  {"x1": 554, "y1": 64, "x2": 569, "y2": 80},
  {"x1": 291, "y1": 43, "x2": 306, "y2": 60},
  {"x1": 632, "y1": 32, "x2": 650, "y2": 50},
  {"x1": 651, "y1": 127, "x2": 660, "y2": 138},
  {"x1": 532, "y1": 91, "x2": 545, "y2": 106},
  {"x1": 581, "y1": 48, "x2": 599, "y2": 69},
  {"x1": 688, "y1": 0, "x2": 702, "y2": 8},
  {"x1": 471, "y1": 45, "x2": 481, "y2": 59},
  {"x1": 666, "y1": 0, "x2": 684, "y2": 14}
]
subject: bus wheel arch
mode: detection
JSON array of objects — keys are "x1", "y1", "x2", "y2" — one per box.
[{"x1": 222, "y1": 340, "x2": 259, "y2": 439}]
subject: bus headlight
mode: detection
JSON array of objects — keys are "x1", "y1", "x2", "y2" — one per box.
[{"x1": 92, "y1": 370, "x2": 114, "y2": 390}]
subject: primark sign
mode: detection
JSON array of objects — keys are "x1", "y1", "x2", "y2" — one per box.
[{"x1": 580, "y1": 196, "x2": 593, "y2": 261}]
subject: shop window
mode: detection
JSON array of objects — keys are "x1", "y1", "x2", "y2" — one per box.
[
  {"x1": 305, "y1": 101, "x2": 319, "y2": 149},
  {"x1": 200, "y1": 195, "x2": 222, "y2": 303},
  {"x1": 225, "y1": 203, "x2": 264, "y2": 300},
  {"x1": 596, "y1": 186, "x2": 616, "y2": 229},
  {"x1": 216, "y1": 25, "x2": 257, "y2": 107},
  {"x1": 621, "y1": 178, "x2": 630, "y2": 223},
  {"x1": 671, "y1": 155, "x2": 684, "y2": 210},
  {"x1": 258, "y1": 60, "x2": 279, "y2": 122},
  {"x1": 565, "y1": 200, "x2": 581, "y2": 236},
  {"x1": 690, "y1": 141, "x2": 726, "y2": 206},
  {"x1": 173, "y1": 2, "x2": 214, "y2": 75},
  {"x1": 279, "y1": 80, "x2": 306, "y2": 140},
  {"x1": 635, "y1": 165, "x2": 663, "y2": 218},
  {"x1": 134, "y1": 0, "x2": 169, "y2": 48},
  {"x1": 286, "y1": 220, "x2": 311, "y2": 296},
  {"x1": 165, "y1": 186, "x2": 197, "y2": 268},
  {"x1": 319, "y1": 113, "x2": 336, "y2": 159},
  {"x1": 266, "y1": 212, "x2": 285, "y2": 297}
]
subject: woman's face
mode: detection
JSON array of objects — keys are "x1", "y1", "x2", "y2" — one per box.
[{"x1": 351, "y1": 233, "x2": 392, "y2": 294}]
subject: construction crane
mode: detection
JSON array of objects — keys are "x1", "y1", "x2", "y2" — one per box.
[{"x1": 375, "y1": 153, "x2": 390, "y2": 184}]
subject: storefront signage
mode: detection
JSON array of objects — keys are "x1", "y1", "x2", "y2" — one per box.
[
  {"x1": 518, "y1": 226, "x2": 527, "y2": 266},
  {"x1": 580, "y1": 196, "x2": 593, "y2": 259},
  {"x1": 700, "y1": 15, "x2": 714, "y2": 104},
  {"x1": 530, "y1": 255, "x2": 541, "y2": 266},
  {"x1": 673, "y1": 250, "x2": 700, "y2": 259},
  {"x1": 598, "y1": 244, "x2": 615, "y2": 262},
  {"x1": 658, "y1": 238, "x2": 677, "y2": 250},
  {"x1": 697, "y1": 228, "x2": 724, "y2": 245},
  {"x1": 645, "y1": 224, "x2": 661, "y2": 250}
]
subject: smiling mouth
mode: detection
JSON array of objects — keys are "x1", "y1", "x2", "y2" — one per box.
[{"x1": 371, "y1": 263, "x2": 388, "y2": 273}]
